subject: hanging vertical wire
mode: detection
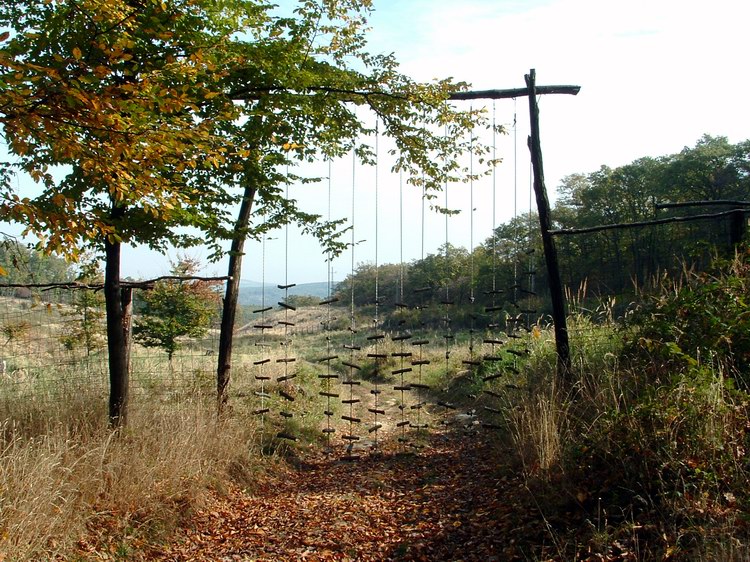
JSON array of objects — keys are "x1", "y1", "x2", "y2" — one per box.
[
  {"x1": 325, "y1": 159, "x2": 334, "y2": 444},
  {"x1": 392, "y1": 167, "x2": 413, "y2": 448},
  {"x1": 458, "y1": 106, "x2": 481, "y2": 434},
  {"x1": 482, "y1": 101, "x2": 503, "y2": 365},
  {"x1": 319, "y1": 158, "x2": 339, "y2": 454},
  {"x1": 514, "y1": 97, "x2": 519, "y2": 308},
  {"x1": 252, "y1": 214, "x2": 272, "y2": 429},
  {"x1": 366, "y1": 119, "x2": 385, "y2": 448},
  {"x1": 463, "y1": 109, "x2": 481, "y2": 374},
  {"x1": 510, "y1": 99, "x2": 523, "y2": 359},
  {"x1": 480, "y1": 106, "x2": 504, "y2": 430},
  {"x1": 439, "y1": 120, "x2": 453, "y2": 418},
  {"x1": 408, "y1": 167, "x2": 430, "y2": 449},
  {"x1": 483, "y1": 100, "x2": 504, "y2": 363},
  {"x1": 520, "y1": 100, "x2": 536, "y2": 333},
  {"x1": 469, "y1": 109, "x2": 475, "y2": 305},
  {"x1": 421, "y1": 174, "x2": 426, "y2": 264},
  {"x1": 351, "y1": 152, "x2": 356, "y2": 328},
  {"x1": 492, "y1": 101, "x2": 498, "y2": 307},
  {"x1": 374, "y1": 121, "x2": 380, "y2": 322},
  {"x1": 341, "y1": 149, "x2": 362, "y2": 460},
  {"x1": 507, "y1": 98, "x2": 523, "y2": 342},
  {"x1": 529, "y1": 100, "x2": 538, "y2": 298},
  {"x1": 276, "y1": 168, "x2": 298, "y2": 442},
  {"x1": 525, "y1": 99, "x2": 538, "y2": 333},
  {"x1": 399, "y1": 169, "x2": 404, "y2": 305}
]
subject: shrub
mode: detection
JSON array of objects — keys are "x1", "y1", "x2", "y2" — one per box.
[
  {"x1": 134, "y1": 259, "x2": 220, "y2": 361},
  {"x1": 627, "y1": 249, "x2": 750, "y2": 389}
]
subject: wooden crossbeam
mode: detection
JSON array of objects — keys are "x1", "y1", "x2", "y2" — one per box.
[
  {"x1": 449, "y1": 85, "x2": 580, "y2": 101},
  {"x1": 550, "y1": 208, "x2": 750, "y2": 237}
]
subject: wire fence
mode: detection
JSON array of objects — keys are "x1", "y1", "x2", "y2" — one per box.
[{"x1": 0, "y1": 287, "x2": 217, "y2": 409}]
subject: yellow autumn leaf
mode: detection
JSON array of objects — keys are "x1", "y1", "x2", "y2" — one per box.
[
  {"x1": 0, "y1": 265, "x2": 7, "y2": 277},
  {"x1": 72, "y1": 46, "x2": 82, "y2": 60}
]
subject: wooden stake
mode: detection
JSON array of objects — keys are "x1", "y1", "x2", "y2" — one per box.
[{"x1": 525, "y1": 69, "x2": 572, "y2": 385}]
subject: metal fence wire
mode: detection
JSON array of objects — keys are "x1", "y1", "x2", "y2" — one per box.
[{"x1": 0, "y1": 287, "x2": 221, "y2": 406}]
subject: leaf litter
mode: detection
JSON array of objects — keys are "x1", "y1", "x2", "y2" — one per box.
[{"x1": 140, "y1": 426, "x2": 571, "y2": 562}]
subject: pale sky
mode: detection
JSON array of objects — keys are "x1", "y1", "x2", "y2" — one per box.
[{"x1": 4, "y1": 0, "x2": 750, "y2": 284}]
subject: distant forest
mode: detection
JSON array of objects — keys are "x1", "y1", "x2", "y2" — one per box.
[
  {"x1": 334, "y1": 135, "x2": 750, "y2": 328},
  {"x1": 2, "y1": 135, "x2": 747, "y2": 330}
]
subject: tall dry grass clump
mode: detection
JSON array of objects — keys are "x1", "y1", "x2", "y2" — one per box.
[
  {"x1": 500, "y1": 289, "x2": 624, "y2": 479},
  {"x1": 0, "y1": 386, "x2": 261, "y2": 561},
  {"x1": 505, "y1": 380, "x2": 570, "y2": 474}
]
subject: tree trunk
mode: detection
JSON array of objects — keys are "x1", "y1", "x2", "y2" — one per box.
[
  {"x1": 217, "y1": 184, "x2": 257, "y2": 413},
  {"x1": 105, "y1": 237, "x2": 130, "y2": 427}
]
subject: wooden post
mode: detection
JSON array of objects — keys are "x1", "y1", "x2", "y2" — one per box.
[
  {"x1": 730, "y1": 209, "x2": 746, "y2": 248},
  {"x1": 525, "y1": 69, "x2": 572, "y2": 385}
]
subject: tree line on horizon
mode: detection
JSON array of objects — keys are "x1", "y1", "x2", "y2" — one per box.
[
  {"x1": 334, "y1": 135, "x2": 750, "y2": 329},
  {"x1": 3, "y1": 133, "x2": 747, "y2": 331}
]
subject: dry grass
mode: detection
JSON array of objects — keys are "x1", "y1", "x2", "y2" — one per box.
[
  {"x1": 505, "y1": 381, "x2": 570, "y2": 474},
  {"x1": 2, "y1": 285, "x2": 749, "y2": 560},
  {"x1": 0, "y1": 389, "x2": 262, "y2": 561}
]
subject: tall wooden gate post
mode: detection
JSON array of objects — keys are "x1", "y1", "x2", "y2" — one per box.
[
  {"x1": 525, "y1": 69, "x2": 573, "y2": 385},
  {"x1": 447, "y1": 72, "x2": 579, "y2": 385}
]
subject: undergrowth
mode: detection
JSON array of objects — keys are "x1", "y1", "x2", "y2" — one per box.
[{"x1": 504, "y1": 250, "x2": 750, "y2": 560}]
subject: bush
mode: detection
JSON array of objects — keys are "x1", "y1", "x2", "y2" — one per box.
[
  {"x1": 502, "y1": 254, "x2": 750, "y2": 559},
  {"x1": 627, "y1": 249, "x2": 750, "y2": 389},
  {"x1": 134, "y1": 259, "x2": 220, "y2": 361}
]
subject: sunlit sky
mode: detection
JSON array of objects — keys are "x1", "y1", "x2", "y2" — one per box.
[
  {"x1": 5, "y1": 0, "x2": 750, "y2": 284},
  {"x1": 216, "y1": 0, "x2": 750, "y2": 286}
]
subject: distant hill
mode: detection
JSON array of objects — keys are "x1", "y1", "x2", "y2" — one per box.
[
  {"x1": 238, "y1": 280, "x2": 334, "y2": 306},
  {"x1": 238, "y1": 279, "x2": 265, "y2": 288}
]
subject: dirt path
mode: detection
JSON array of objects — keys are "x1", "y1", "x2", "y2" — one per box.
[{"x1": 147, "y1": 427, "x2": 562, "y2": 562}]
